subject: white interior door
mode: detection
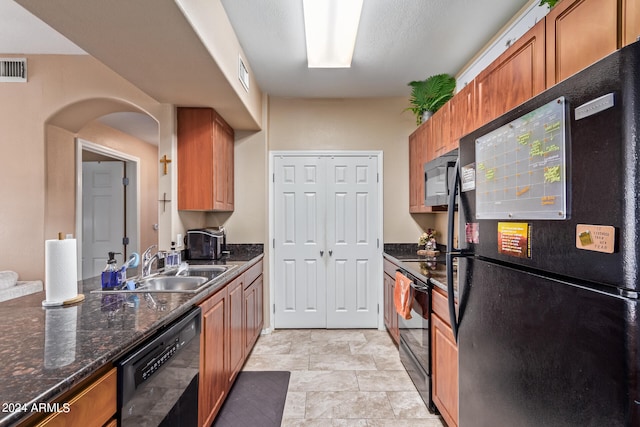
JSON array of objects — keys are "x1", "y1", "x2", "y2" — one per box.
[
  {"x1": 326, "y1": 156, "x2": 378, "y2": 328},
  {"x1": 274, "y1": 156, "x2": 327, "y2": 328},
  {"x1": 82, "y1": 161, "x2": 125, "y2": 279},
  {"x1": 274, "y1": 154, "x2": 380, "y2": 329}
]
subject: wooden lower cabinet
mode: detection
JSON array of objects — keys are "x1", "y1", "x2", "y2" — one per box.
[
  {"x1": 431, "y1": 287, "x2": 458, "y2": 427},
  {"x1": 383, "y1": 272, "x2": 399, "y2": 344},
  {"x1": 227, "y1": 275, "x2": 245, "y2": 388},
  {"x1": 31, "y1": 367, "x2": 117, "y2": 427},
  {"x1": 383, "y1": 259, "x2": 399, "y2": 344},
  {"x1": 198, "y1": 261, "x2": 264, "y2": 427},
  {"x1": 244, "y1": 274, "x2": 264, "y2": 355},
  {"x1": 199, "y1": 288, "x2": 227, "y2": 427}
]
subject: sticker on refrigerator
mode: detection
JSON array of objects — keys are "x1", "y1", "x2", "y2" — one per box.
[
  {"x1": 466, "y1": 223, "x2": 479, "y2": 244},
  {"x1": 576, "y1": 224, "x2": 615, "y2": 253},
  {"x1": 498, "y1": 222, "x2": 531, "y2": 258},
  {"x1": 461, "y1": 163, "x2": 476, "y2": 192}
]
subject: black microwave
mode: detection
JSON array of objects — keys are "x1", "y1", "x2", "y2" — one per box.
[{"x1": 424, "y1": 149, "x2": 458, "y2": 207}]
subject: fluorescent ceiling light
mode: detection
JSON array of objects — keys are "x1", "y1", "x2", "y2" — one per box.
[{"x1": 303, "y1": 0, "x2": 364, "y2": 68}]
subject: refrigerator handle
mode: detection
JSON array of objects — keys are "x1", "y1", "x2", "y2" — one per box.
[{"x1": 447, "y1": 158, "x2": 461, "y2": 342}]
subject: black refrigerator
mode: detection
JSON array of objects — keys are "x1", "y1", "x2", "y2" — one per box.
[{"x1": 446, "y1": 40, "x2": 640, "y2": 427}]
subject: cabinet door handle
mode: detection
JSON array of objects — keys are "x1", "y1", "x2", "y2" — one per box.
[
  {"x1": 320, "y1": 250, "x2": 324, "y2": 257},
  {"x1": 329, "y1": 250, "x2": 333, "y2": 256}
]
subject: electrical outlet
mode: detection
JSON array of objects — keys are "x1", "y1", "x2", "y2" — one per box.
[{"x1": 176, "y1": 234, "x2": 183, "y2": 248}]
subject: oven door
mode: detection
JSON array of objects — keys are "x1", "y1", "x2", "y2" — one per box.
[
  {"x1": 398, "y1": 282, "x2": 435, "y2": 411},
  {"x1": 118, "y1": 307, "x2": 201, "y2": 427}
]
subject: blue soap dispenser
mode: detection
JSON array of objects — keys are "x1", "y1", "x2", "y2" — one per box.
[{"x1": 101, "y1": 252, "x2": 120, "y2": 290}]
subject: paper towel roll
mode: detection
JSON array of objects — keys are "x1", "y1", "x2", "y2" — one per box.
[{"x1": 43, "y1": 239, "x2": 78, "y2": 306}]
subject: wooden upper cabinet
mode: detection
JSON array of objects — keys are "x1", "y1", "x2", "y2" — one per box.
[
  {"x1": 546, "y1": 0, "x2": 618, "y2": 86},
  {"x1": 430, "y1": 103, "x2": 453, "y2": 159},
  {"x1": 449, "y1": 80, "x2": 476, "y2": 145},
  {"x1": 177, "y1": 107, "x2": 234, "y2": 211},
  {"x1": 623, "y1": 0, "x2": 640, "y2": 47},
  {"x1": 408, "y1": 130, "x2": 422, "y2": 213},
  {"x1": 409, "y1": 121, "x2": 436, "y2": 213},
  {"x1": 476, "y1": 22, "x2": 546, "y2": 127}
]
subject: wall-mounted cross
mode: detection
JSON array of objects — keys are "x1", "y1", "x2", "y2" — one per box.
[
  {"x1": 158, "y1": 192, "x2": 171, "y2": 213},
  {"x1": 159, "y1": 154, "x2": 172, "y2": 175}
]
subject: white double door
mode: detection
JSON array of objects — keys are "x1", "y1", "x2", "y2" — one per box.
[{"x1": 274, "y1": 154, "x2": 380, "y2": 329}]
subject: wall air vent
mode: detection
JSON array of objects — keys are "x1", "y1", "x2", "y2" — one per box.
[{"x1": 0, "y1": 58, "x2": 27, "y2": 82}]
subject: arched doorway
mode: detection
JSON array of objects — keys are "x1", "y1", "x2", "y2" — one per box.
[{"x1": 45, "y1": 98, "x2": 159, "y2": 279}]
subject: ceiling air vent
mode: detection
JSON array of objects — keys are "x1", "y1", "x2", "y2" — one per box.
[{"x1": 0, "y1": 58, "x2": 27, "y2": 82}]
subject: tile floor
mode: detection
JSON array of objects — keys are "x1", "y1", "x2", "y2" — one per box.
[{"x1": 243, "y1": 329, "x2": 446, "y2": 427}]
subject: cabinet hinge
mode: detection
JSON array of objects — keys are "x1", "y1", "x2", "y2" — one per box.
[
  {"x1": 273, "y1": 303, "x2": 276, "y2": 314},
  {"x1": 122, "y1": 177, "x2": 129, "y2": 186},
  {"x1": 377, "y1": 303, "x2": 379, "y2": 314},
  {"x1": 377, "y1": 173, "x2": 379, "y2": 183},
  {"x1": 377, "y1": 238, "x2": 380, "y2": 249},
  {"x1": 273, "y1": 173, "x2": 275, "y2": 183},
  {"x1": 273, "y1": 238, "x2": 275, "y2": 249},
  {"x1": 122, "y1": 237, "x2": 129, "y2": 246}
]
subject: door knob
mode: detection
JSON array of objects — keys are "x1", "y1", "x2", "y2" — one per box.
[{"x1": 320, "y1": 250, "x2": 324, "y2": 256}]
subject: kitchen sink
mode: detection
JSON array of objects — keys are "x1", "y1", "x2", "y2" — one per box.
[
  {"x1": 92, "y1": 263, "x2": 237, "y2": 294},
  {"x1": 135, "y1": 276, "x2": 209, "y2": 293},
  {"x1": 174, "y1": 264, "x2": 237, "y2": 280}
]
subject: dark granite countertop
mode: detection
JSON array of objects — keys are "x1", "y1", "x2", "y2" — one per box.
[
  {"x1": 0, "y1": 248, "x2": 263, "y2": 427},
  {"x1": 383, "y1": 243, "x2": 457, "y2": 296}
]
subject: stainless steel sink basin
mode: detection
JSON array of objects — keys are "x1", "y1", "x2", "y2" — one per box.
[
  {"x1": 91, "y1": 263, "x2": 237, "y2": 294},
  {"x1": 136, "y1": 276, "x2": 209, "y2": 293},
  {"x1": 175, "y1": 264, "x2": 237, "y2": 280}
]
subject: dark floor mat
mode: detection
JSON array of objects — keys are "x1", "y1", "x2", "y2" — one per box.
[{"x1": 213, "y1": 371, "x2": 290, "y2": 427}]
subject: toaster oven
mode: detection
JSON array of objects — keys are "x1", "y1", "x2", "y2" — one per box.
[{"x1": 185, "y1": 228, "x2": 224, "y2": 260}]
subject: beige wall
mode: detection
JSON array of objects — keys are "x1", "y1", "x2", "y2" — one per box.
[{"x1": 0, "y1": 54, "x2": 166, "y2": 280}]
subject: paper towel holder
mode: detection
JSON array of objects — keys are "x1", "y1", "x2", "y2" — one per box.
[{"x1": 42, "y1": 233, "x2": 85, "y2": 307}]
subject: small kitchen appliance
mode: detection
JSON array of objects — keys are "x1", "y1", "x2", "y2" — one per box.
[
  {"x1": 424, "y1": 149, "x2": 458, "y2": 207},
  {"x1": 185, "y1": 228, "x2": 224, "y2": 260}
]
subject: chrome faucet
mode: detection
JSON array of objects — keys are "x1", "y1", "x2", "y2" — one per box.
[{"x1": 141, "y1": 245, "x2": 164, "y2": 277}]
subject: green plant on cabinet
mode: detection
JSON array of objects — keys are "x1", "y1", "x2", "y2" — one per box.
[{"x1": 406, "y1": 73, "x2": 456, "y2": 125}]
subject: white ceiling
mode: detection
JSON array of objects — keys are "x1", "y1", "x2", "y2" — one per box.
[
  {"x1": 220, "y1": 0, "x2": 532, "y2": 98},
  {"x1": 3, "y1": 0, "x2": 534, "y2": 133}
]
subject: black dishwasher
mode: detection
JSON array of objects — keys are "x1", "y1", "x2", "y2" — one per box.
[{"x1": 117, "y1": 307, "x2": 201, "y2": 427}]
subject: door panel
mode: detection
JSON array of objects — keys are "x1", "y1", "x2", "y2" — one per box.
[
  {"x1": 274, "y1": 156, "x2": 326, "y2": 328},
  {"x1": 326, "y1": 156, "x2": 378, "y2": 328}
]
